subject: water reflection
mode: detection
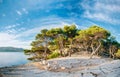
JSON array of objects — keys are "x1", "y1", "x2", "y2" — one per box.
[{"x1": 0, "y1": 52, "x2": 28, "y2": 67}]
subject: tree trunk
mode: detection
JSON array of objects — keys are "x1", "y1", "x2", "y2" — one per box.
[
  {"x1": 90, "y1": 41, "x2": 101, "y2": 58},
  {"x1": 44, "y1": 40, "x2": 48, "y2": 60},
  {"x1": 59, "y1": 48, "x2": 63, "y2": 56},
  {"x1": 44, "y1": 46, "x2": 47, "y2": 60},
  {"x1": 59, "y1": 39, "x2": 64, "y2": 56},
  {"x1": 69, "y1": 39, "x2": 73, "y2": 57},
  {"x1": 68, "y1": 46, "x2": 72, "y2": 57},
  {"x1": 109, "y1": 46, "x2": 112, "y2": 58}
]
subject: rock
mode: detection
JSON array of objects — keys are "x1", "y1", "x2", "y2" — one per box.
[
  {"x1": 47, "y1": 63, "x2": 50, "y2": 68},
  {"x1": 1, "y1": 58, "x2": 120, "y2": 77},
  {"x1": 79, "y1": 60, "x2": 120, "y2": 77},
  {"x1": 83, "y1": 73, "x2": 95, "y2": 77},
  {"x1": 43, "y1": 66, "x2": 48, "y2": 70},
  {"x1": 53, "y1": 61, "x2": 58, "y2": 64},
  {"x1": 0, "y1": 73, "x2": 3, "y2": 77},
  {"x1": 61, "y1": 67, "x2": 66, "y2": 70},
  {"x1": 42, "y1": 60, "x2": 47, "y2": 65}
]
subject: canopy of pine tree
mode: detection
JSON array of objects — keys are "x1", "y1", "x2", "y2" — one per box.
[{"x1": 24, "y1": 25, "x2": 120, "y2": 61}]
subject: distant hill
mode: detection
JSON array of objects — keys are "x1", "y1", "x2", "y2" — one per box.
[{"x1": 0, "y1": 47, "x2": 24, "y2": 52}]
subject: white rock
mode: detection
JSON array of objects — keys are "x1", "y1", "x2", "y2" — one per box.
[
  {"x1": 61, "y1": 67, "x2": 66, "y2": 70},
  {"x1": 43, "y1": 66, "x2": 48, "y2": 70},
  {"x1": 42, "y1": 60, "x2": 47, "y2": 65},
  {"x1": 47, "y1": 63, "x2": 50, "y2": 67}
]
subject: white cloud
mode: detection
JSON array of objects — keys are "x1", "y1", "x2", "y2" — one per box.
[
  {"x1": 0, "y1": 33, "x2": 31, "y2": 49},
  {"x1": 95, "y1": 2, "x2": 120, "y2": 12},
  {"x1": 16, "y1": 21, "x2": 70, "y2": 38},
  {"x1": 4, "y1": 25, "x2": 18, "y2": 34},
  {"x1": 16, "y1": 23, "x2": 20, "y2": 26},
  {"x1": 76, "y1": 25, "x2": 88, "y2": 29},
  {"x1": 6, "y1": 29, "x2": 16, "y2": 33},
  {"x1": 81, "y1": 0, "x2": 120, "y2": 24},
  {"x1": 5, "y1": 25, "x2": 16, "y2": 29},
  {"x1": 84, "y1": 11, "x2": 120, "y2": 24},
  {"x1": 81, "y1": 1, "x2": 120, "y2": 13},
  {"x1": 0, "y1": 21, "x2": 71, "y2": 49},
  {"x1": 16, "y1": 10, "x2": 22, "y2": 15},
  {"x1": 22, "y1": 8, "x2": 28, "y2": 14}
]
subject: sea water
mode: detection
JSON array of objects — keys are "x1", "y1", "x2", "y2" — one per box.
[{"x1": 0, "y1": 52, "x2": 28, "y2": 67}]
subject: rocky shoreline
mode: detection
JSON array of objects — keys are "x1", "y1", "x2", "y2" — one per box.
[{"x1": 0, "y1": 57, "x2": 120, "y2": 77}]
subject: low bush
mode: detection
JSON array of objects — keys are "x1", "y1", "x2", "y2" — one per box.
[
  {"x1": 115, "y1": 49, "x2": 120, "y2": 59},
  {"x1": 47, "y1": 51, "x2": 60, "y2": 59}
]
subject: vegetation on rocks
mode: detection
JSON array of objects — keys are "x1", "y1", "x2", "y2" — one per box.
[
  {"x1": 24, "y1": 25, "x2": 120, "y2": 60},
  {"x1": 47, "y1": 51, "x2": 60, "y2": 59}
]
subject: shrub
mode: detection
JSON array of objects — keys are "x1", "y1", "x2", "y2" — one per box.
[
  {"x1": 47, "y1": 51, "x2": 60, "y2": 59},
  {"x1": 115, "y1": 49, "x2": 120, "y2": 59}
]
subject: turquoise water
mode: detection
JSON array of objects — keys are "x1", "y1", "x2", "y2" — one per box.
[{"x1": 0, "y1": 52, "x2": 28, "y2": 67}]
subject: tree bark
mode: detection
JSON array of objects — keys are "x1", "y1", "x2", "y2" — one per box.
[
  {"x1": 69, "y1": 39, "x2": 73, "y2": 57},
  {"x1": 90, "y1": 41, "x2": 101, "y2": 58}
]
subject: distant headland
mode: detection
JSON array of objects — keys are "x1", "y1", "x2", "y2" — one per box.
[{"x1": 0, "y1": 47, "x2": 24, "y2": 52}]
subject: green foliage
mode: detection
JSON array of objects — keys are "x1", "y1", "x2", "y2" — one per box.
[
  {"x1": 24, "y1": 49, "x2": 31, "y2": 55},
  {"x1": 41, "y1": 29, "x2": 48, "y2": 34},
  {"x1": 27, "y1": 57, "x2": 35, "y2": 61},
  {"x1": 63, "y1": 25, "x2": 77, "y2": 38},
  {"x1": 115, "y1": 49, "x2": 120, "y2": 59},
  {"x1": 77, "y1": 25, "x2": 110, "y2": 40},
  {"x1": 47, "y1": 51, "x2": 60, "y2": 59},
  {"x1": 24, "y1": 25, "x2": 120, "y2": 61},
  {"x1": 46, "y1": 28, "x2": 63, "y2": 38}
]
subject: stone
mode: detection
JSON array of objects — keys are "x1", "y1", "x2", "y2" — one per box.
[
  {"x1": 1, "y1": 58, "x2": 120, "y2": 77},
  {"x1": 42, "y1": 60, "x2": 47, "y2": 65},
  {"x1": 61, "y1": 67, "x2": 66, "y2": 70}
]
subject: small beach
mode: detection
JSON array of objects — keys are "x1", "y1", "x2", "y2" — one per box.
[{"x1": 0, "y1": 57, "x2": 120, "y2": 77}]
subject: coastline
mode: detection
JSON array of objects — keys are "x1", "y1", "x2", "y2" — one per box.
[{"x1": 1, "y1": 57, "x2": 120, "y2": 77}]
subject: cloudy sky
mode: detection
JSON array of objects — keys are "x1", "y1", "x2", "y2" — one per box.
[{"x1": 0, "y1": 0, "x2": 120, "y2": 48}]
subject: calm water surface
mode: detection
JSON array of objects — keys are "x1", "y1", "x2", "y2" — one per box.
[{"x1": 0, "y1": 52, "x2": 28, "y2": 67}]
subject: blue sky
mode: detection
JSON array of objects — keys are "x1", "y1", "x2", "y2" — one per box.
[{"x1": 0, "y1": 0, "x2": 120, "y2": 48}]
